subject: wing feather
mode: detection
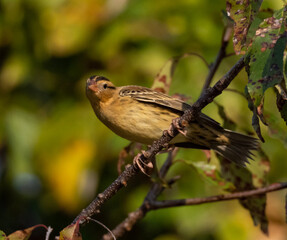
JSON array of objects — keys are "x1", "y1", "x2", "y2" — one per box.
[{"x1": 119, "y1": 85, "x2": 221, "y2": 128}]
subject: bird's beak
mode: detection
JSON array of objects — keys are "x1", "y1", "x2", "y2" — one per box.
[
  {"x1": 88, "y1": 84, "x2": 98, "y2": 92},
  {"x1": 86, "y1": 77, "x2": 98, "y2": 92}
]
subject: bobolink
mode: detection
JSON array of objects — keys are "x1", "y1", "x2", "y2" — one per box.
[{"x1": 86, "y1": 75, "x2": 258, "y2": 166}]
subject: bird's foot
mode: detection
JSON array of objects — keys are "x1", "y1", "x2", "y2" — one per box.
[
  {"x1": 168, "y1": 118, "x2": 188, "y2": 137},
  {"x1": 133, "y1": 151, "x2": 153, "y2": 176}
]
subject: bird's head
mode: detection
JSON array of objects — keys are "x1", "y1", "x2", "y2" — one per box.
[{"x1": 86, "y1": 76, "x2": 116, "y2": 103}]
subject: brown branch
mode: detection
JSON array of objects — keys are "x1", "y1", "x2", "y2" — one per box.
[
  {"x1": 102, "y1": 182, "x2": 287, "y2": 239},
  {"x1": 102, "y1": 206, "x2": 146, "y2": 240},
  {"x1": 72, "y1": 56, "x2": 245, "y2": 225},
  {"x1": 102, "y1": 148, "x2": 179, "y2": 240},
  {"x1": 201, "y1": 26, "x2": 233, "y2": 93},
  {"x1": 149, "y1": 182, "x2": 287, "y2": 209}
]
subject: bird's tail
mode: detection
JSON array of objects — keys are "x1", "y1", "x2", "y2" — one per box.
[{"x1": 212, "y1": 129, "x2": 259, "y2": 166}]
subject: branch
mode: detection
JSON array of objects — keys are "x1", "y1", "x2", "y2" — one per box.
[
  {"x1": 102, "y1": 182, "x2": 287, "y2": 239},
  {"x1": 102, "y1": 148, "x2": 179, "y2": 240},
  {"x1": 201, "y1": 26, "x2": 233, "y2": 92},
  {"x1": 73, "y1": 56, "x2": 245, "y2": 225},
  {"x1": 149, "y1": 182, "x2": 287, "y2": 209}
]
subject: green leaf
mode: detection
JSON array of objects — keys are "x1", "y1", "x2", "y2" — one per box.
[
  {"x1": 59, "y1": 222, "x2": 82, "y2": 240},
  {"x1": 265, "y1": 109, "x2": 287, "y2": 147},
  {"x1": 275, "y1": 84, "x2": 287, "y2": 124},
  {"x1": 246, "y1": 7, "x2": 287, "y2": 107},
  {"x1": 219, "y1": 158, "x2": 269, "y2": 235},
  {"x1": 226, "y1": 0, "x2": 263, "y2": 54},
  {"x1": 244, "y1": 87, "x2": 265, "y2": 142},
  {"x1": 215, "y1": 102, "x2": 236, "y2": 130},
  {"x1": 176, "y1": 159, "x2": 235, "y2": 190},
  {"x1": 252, "y1": 148, "x2": 270, "y2": 188},
  {"x1": 284, "y1": 51, "x2": 287, "y2": 82},
  {"x1": 0, "y1": 231, "x2": 7, "y2": 240},
  {"x1": 240, "y1": 194, "x2": 268, "y2": 234}
]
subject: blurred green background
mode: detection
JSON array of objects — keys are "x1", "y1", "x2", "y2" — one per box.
[{"x1": 0, "y1": 0, "x2": 286, "y2": 239}]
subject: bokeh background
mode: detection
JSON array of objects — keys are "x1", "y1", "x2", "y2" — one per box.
[{"x1": 0, "y1": 0, "x2": 286, "y2": 239}]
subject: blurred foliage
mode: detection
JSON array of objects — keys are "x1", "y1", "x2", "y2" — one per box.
[{"x1": 0, "y1": 0, "x2": 286, "y2": 239}]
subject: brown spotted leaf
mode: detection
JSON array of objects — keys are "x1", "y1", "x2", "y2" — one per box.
[
  {"x1": 246, "y1": 6, "x2": 287, "y2": 107},
  {"x1": 215, "y1": 102, "x2": 269, "y2": 230},
  {"x1": 253, "y1": 148, "x2": 270, "y2": 187},
  {"x1": 59, "y1": 222, "x2": 82, "y2": 240},
  {"x1": 3, "y1": 225, "x2": 47, "y2": 240},
  {"x1": 151, "y1": 53, "x2": 208, "y2": 94},
  {"x1": 216, "y1": 99, "x2": 269, "y2": 234},
  {"x1": 151, "y1": 58, "x2": 176, "y2": 94},
  {"x1": 226, "y1": 0, "x2": 263, "y2": 54},
  {"x1": 219, "y1": 158, "x2": 268, "y2": 235}
]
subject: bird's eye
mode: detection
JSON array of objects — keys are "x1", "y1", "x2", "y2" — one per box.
[{"x1": 103, "y1": 84, "x2": 108, "y2": 89}]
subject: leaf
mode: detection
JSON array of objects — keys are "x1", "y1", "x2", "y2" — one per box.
[
  {"x1": 254, "y1": 148, "x2": 270, "y2": 187},
  {"x1": 245, "y1": 87, "x2": 265, "y2": 142},
  {"x1": 264, "y1": 109, "x2": 287, "y2": 147},
  {"x1": 4, "y1": 225, "x2": 47, "y2": 240},
  {"x1": 151, "y1": 53, "x2": 208, "y2": 94},
  {"x1": 285, "y1": 193, "x2": 287, "y2": 223},
  {"x1": 275, "y1": 84, "x2": 287, "y2": 125},
  {"x1": 59, "y1": 222, "x2": 82, "y2": 240},
  {"x1": 151, "y1": 57, "x2": 178, "y2": 94},
  {"x1": 240, "y1": 194, "x2": 268, "y2": 234},
  {"x1": 216, "y1": 100, "x2": 270, "y2": 233},
  {"x1": 219, "y1": 158, "x2": 269, "y2": 234},
  {"x1": 246, "y1": 7, "x2": 287, "y2": 107},
  {"x1": 215, "y1": 102, "x2": 236, "y2": 130},
  {"x1": 226, "y1": 0, "x2": 263, "y2": 54},
  {"x1": 176, "y1": 159, "x2": 235, "y2": 190},
  {"x1": 0, "y1": 231, "x2": 7, "y2": 240}
]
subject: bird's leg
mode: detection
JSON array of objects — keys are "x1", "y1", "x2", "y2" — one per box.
[{"x1": 133, "y1": 151, "x2": 154, "y2": 176}]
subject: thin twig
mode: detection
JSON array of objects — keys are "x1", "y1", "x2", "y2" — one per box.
[
  {"x1": 201, "y1": 26, "x2": 233, "y2": 93},
  {"x1": 73, "y1": 56, "x2": 245, "y2": 225},
  {"x1": 159, "y1": 147, "x2": 179, "y2": 178},
  {"x1": 88, "y1": 218, "x2": 116, "y2": 240},
  {"x1": 102, "y1": 181, "x2": 287, "y2": 240},
  {"x1": 149, "y1": 182, "x2": 287, "y2": 209},
  {"x1": 102, "y1": 149, "x2": 179, "y2": 240},
  {"x1": 181, "y1": 52, "x2": 210, "y2": 68},
  {"x1": 102, "y1": 208, "x2": 146, "y2": 240}
]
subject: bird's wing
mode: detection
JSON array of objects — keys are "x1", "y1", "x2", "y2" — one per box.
[
  {"x1": 119, "y1": 85, "x2": 189, "y2": 112},
  {"x1": 119, "y1": 85, "x2": 221, "y2": 128}
]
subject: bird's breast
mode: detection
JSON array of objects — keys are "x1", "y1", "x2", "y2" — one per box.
[{"x1": 98, "y1": 96, "x2": 180, "y2": 144}]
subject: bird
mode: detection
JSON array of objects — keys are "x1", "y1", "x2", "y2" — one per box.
[{"x1": 86, "y1": 75, "x2": 259, "y2": 168}]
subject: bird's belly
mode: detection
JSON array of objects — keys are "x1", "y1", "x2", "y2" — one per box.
[{"x1": 101, "y1": 102, "x2": 180, "y2": 144}]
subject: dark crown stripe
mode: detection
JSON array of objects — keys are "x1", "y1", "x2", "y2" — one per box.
[{"x1": 89, "y1": 75, "x2": 110, "y2": 82}]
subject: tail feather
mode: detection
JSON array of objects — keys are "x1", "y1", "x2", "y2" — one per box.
[{"x1": 212, "y1": 130, "x2": 259, "y2": 166}]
